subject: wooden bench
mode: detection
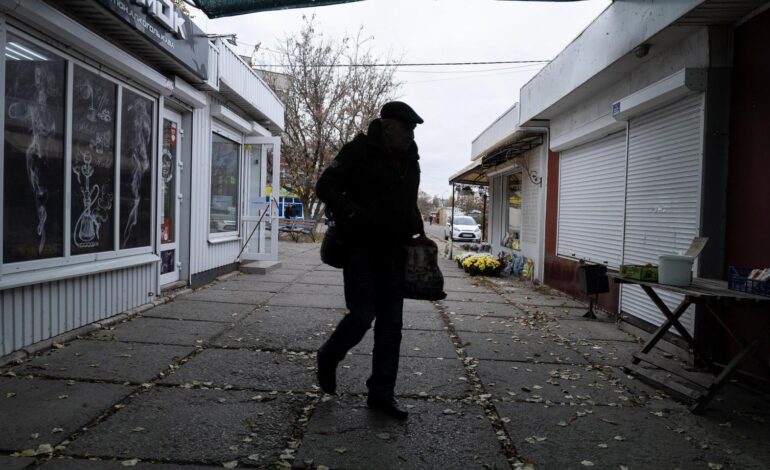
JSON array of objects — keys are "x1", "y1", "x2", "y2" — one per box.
[{"x1": 279, "y1": 218, "x2": 318, "y2": 242}]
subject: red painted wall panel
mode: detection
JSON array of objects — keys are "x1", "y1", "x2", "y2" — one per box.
[
  {"x1": 723, "y1": 8, "x2": 770, "y2": 377},
  {"x1": 727, "y1": 11, "x2": 770, "y2": 268}
]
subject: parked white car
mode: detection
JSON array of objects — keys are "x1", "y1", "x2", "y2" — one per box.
[{"x1": 445, "y1": 215, "x2": 482, "y2": 242}]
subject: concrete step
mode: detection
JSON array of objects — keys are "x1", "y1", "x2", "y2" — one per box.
[{"x1": 239, "y1": 260, "x2": 282, "y2": 274}]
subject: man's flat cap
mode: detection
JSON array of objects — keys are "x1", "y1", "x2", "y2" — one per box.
[{"x1": 380, "y1": 101, "x2": 424, "y2": 124}]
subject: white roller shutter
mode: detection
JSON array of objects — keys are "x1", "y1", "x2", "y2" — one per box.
[
  {"x1": 558, "y1": 132, "x2": 627, "y2": 268},
  {"x1": 620, "y1": 93, "x2": 704, "y2": 334}
]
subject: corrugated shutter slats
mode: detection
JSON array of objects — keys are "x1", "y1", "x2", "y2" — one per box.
[
  {"x1": 558, "y1": 132, "x2": 626, "y2": 268},
  {"x1": 620, "y1": 93, "x2": 704, "y2": 334}
]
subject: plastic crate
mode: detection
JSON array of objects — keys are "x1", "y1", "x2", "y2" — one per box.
[
  {"x1": 728, "y1": 266, "x2": 770, "y2": 297},
  {"x1": 619, "y1": 264, "x2": 659, "y2": 282}
]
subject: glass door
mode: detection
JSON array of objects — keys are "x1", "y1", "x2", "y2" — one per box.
[
  {"x1": 241, "y1": 136, "x2": 280, "y2": 261},
  {"x1": 160, "y1": 109, "x2": 182, "y2": 285}
]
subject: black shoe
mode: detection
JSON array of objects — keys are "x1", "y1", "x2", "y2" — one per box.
[
  {"x1": 316, "y1": 350, "x2": 337, "y2": 394},
  {"x1": 367, "y1": 395, "x2": 408, "y2": 420}
]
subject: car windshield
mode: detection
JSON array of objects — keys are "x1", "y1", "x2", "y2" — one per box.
[{"x1": 454, "y1": 217, "x2": 476, "y2": 225}]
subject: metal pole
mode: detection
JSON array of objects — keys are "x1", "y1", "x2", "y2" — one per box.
[
  {"x1": 482, "y1": 188, "x2": 487, "y2": 242},
  {"x1": 449, "y1": 183, "x2": 456, "y2": 258}
]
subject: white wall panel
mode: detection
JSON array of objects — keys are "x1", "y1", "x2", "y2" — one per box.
[
  {"x1": 189, "y1": 105, "x2": 242, "y2": 276},
  {"x1": 216, "y1": 39, "x2": 284, "y2": 130},
  {"x1": 520, "y1": 1, "x2": 705, "y2": 124},
  {"x1": 522, "y1": 150, "x2": 540, "y2": 245},
  {"x1": 471, "y1": 103, "x2": 520, "y2": 160},
  {"x1": 0, "y1": 264, "x2": 155, "y2": 356},
  {"x1": 620, "y1": 93, "x2": 704, "y2": 334}
]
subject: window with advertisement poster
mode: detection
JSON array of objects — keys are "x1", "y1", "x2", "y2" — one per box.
[
  {"x1": 161, "y1": 118, "x2": 177, "y2": 245},
  {"x1": 2, "y1": 29, "x2": 157, "y2": 275}
]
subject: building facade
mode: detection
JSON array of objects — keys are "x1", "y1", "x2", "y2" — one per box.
[
  {"x1": 452, "y1": 0, "x2": 770, "y2": 367},
  {"x1": 451, "y1": 103, "x2": 548, "y2": 282},
  {"x1": 0, "y1": 0, "x2": 284, "y2": 358}
]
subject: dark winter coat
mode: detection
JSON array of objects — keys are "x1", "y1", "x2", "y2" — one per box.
[{"x1": 316, "y1": 119, "x2": 424, "y2": 250}]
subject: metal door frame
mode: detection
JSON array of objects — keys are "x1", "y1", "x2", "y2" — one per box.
[
  {"x1": 241, "y1": 135, "x2": 280, "y2": 261},
  {"x1": 159, "y1": 108, "x2": 183, "y2": 285}
]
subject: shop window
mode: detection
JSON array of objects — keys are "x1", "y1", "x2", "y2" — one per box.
[
  {"x1": 2, "y1": 30, "x2": 157, "y2": 271},
  {"x1": 503, "y1": 172, "x2": 522, "y2": 251},
  {"x1": 119, "y1": 89, "x2": 154, "y2": 249},
  {"x1": 3, "y1": 33, "x2": 66, "y2": 263},
  {"x1": 71, "y1": 65, "x2": 117, "y2": 254},
  {"x1": 210, "y1": 132, "x2": 240, "y2": 234}
]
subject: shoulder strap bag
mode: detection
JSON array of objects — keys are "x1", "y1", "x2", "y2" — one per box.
[{"x1": 404, "y1": 235, "x2": 447, "y2": 301}]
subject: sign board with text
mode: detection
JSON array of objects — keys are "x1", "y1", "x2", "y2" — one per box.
[{"x1": 96, "y1": 0, "x2": 209, "y2": 80}]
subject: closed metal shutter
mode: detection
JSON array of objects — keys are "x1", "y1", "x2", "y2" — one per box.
[
  {"x1": 558, "y1": 132, "x2": 627, "y2": 268},
  {"x1": 620, "y1": 93, "x2": 704, "y2": 334}
]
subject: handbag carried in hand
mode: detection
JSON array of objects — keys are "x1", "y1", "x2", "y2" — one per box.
[
  {"x1": 404, "y1": 236, "x2": 447, "y2": 301},
  {"x1": 320, "y1": 219, "x2": 346, "y2": 268}
]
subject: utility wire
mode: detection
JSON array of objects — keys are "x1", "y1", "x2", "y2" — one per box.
[
  {"x1": 398, "y1": 64, "x2": 543, "y2": 74},
  {"x1": 234, "y1": 39, "x2": 550, "y2": 68},
  {"x1": 253, "y1": 60, "x2": 550, "y2": 67},
  {"x1": 404, "y1": 65, "x2": 543, "y2": 84}
]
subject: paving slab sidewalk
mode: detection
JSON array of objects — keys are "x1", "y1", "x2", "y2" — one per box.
[{"x1": 0, "y1": 240, "x2": 768, "y2": 470}]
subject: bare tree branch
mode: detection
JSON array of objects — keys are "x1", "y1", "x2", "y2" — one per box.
[{"x1": 258, "y1": 15, "x2": 401, "y2": 220}]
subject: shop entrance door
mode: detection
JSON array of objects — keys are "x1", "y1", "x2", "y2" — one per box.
[
  {"x1": 242, "y1": 136, "x2": 281, "y2": 261},
  {"x1": 160, "y1": 109, "x2": 183, "y2": 285}
]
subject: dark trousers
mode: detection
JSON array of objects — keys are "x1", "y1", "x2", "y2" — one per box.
[{"x1": 320, "y1": 250, "x2": 404, "y2": 397}]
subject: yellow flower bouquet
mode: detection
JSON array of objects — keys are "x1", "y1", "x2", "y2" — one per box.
[
  {"x1": 461, "y1": 254, "x2": 502, "y2": 276},
  {"x1": 454, "y1": 252, "x2": 474, "y2": 268}
]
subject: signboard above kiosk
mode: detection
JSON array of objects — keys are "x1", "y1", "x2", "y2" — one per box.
[{"x1": 95, "y1": 0, "x2": 209, "y2": 80}]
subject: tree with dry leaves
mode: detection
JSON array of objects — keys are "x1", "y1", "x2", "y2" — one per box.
[{"x1": 258, "y1": 16, "x2": 401, "y2": 220}]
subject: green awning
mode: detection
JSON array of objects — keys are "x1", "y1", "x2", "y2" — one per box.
[{"x1": 191, "y1": 0, "x2": 583, "y2": 19}]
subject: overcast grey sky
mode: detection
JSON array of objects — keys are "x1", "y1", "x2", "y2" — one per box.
[{"x1": 193, "y1": 0, "x2": 611, "y2": 197}]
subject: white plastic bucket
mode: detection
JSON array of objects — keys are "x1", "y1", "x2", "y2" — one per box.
[{"x1": 658, "y1": 255, "x2": 694, "y2": 286}]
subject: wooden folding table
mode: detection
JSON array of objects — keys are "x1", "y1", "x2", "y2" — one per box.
[{"x1": 608, "y1": 273, "x2": 770, "y2": 413}]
